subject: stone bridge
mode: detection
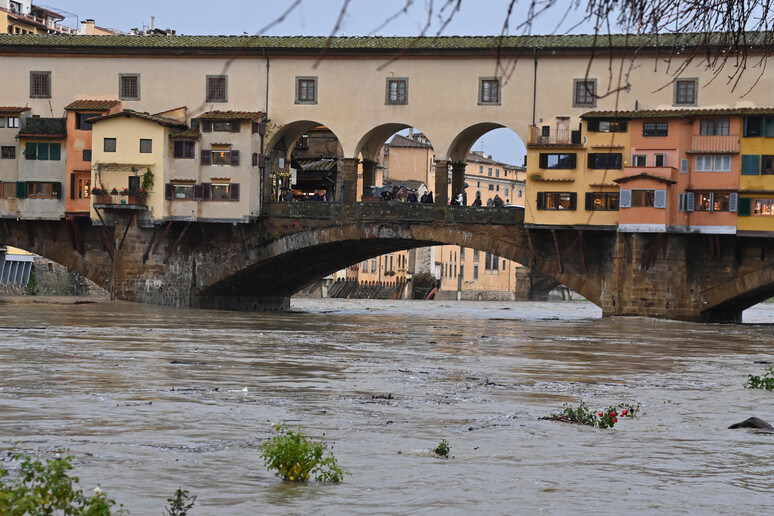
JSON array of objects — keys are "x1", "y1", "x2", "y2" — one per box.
[{"x1": 2, "y1": 204, "x2": 774, "y2": 322}]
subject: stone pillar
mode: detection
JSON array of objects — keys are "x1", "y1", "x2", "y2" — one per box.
[
  {"x1": 451, "y1": 161, "x2": 466, "y2": 205},
  {"x1": 339, "y1": 157, "x2": 359, "y2": 204},
  {"x1": 362, "y1": 159, "x2": 377, "y2": 199},
  {"x1": 434, "y1": 160, "x2": 449, "y2": 206}
]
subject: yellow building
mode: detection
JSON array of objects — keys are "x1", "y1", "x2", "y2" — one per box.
[
  {"x1": 1, "y1": 1, "x2": 74, "y2": 35},
  {"x1": 737, "y1": 110, "x2": 774, "y2": 236}
]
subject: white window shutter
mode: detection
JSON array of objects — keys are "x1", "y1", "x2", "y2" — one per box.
[
  {"x1": 681, "y1": 159, "x2": 688, "y2": 174},
  {"x1": 654, "y1": 189, "x2": 667, "y2": 208},
  {"x1": 619, "y1": 189, "x2": 632, "y2": 208},
  {"x1": 729, "y1": 192, "x2": 738, "y2": 212}
]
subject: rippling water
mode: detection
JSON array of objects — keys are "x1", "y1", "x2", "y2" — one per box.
[{"x1": 1, "y1": 298, "x2": 773, "y2": 514}]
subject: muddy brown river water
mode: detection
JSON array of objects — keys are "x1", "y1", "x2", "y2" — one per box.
[{"x1": 1, "y1": 298, "x2": 773, "y2": 514}]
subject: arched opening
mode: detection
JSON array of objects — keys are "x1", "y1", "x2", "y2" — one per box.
[{"x1": 0, "y1": 245, "x2": 106, "y2": 297}]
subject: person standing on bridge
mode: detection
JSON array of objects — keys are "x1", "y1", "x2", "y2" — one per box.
[{"x1": 473, "y1": 191, "x2": 482, "y2": 206}]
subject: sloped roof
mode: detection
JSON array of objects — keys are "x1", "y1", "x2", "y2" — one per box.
[
  {"x1": 614, "y1": 172, "x2": 677, "y2": 184},
  {"x1": 90, "y1": 109, "x2": 187, "y2": 128},
  {"x1": 65, "y1": 99, "x2": 120, "y2": 111},
  {"x1": 583, "y1": 107, "x2": 774, "y2": 119},
  {"x1": 466, "y1": 152, "x2": 523, "y2": 170},
  {"x1": 0, "y1": 106, "x2": 30, "y2": 114},
  {"x1": 389, "y1": 134, "x2": 432, "y2": 148},
  {"x1": 169, "y1": 128, "x2": 200, "y2": 139},
  {"x1": 296, "y1": 157, "x2": 337, "y2": 172},
  {"x1": 18, "y1": 117, "x2": 66, "y2": 138},
  {"x1": 199, "y1": 110, "x2": 265, "y2": 121}
]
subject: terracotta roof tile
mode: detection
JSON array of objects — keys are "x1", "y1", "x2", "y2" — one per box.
[
  {"x1": 582, "y1": 107, "x2": 774, "y2": 119},
  {"x1": 0, "y1": 106, "x2": 31, "y2": 114},
  {"x1": 614, "y1": 172, "x2": 677, "y2": 184},
  {"x1": 198, "y1": 110, "x2": 265, "y2": 120},
  {"x1": 65, "y1": 99, "x2": 120, "y2": 111},
  {"x1": 169, "y1": 128, "x2": 200, "y2": 139},
  {"x1": 18, "y1": 117, "x2": 66, "y2": 138},
  {"x1": 90, "y1": 109, "x2": 187, "y2": 128},
  {"x1": 388, "y1": 134, "x2": 432, "y2": 148}
]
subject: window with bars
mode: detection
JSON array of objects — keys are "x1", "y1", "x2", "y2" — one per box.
[
  {"x1": 385, "y1": 78, "x2": 408, "y2": 105},
  {"x1": 674, "y1": 78, "x2": 697, "y2": 105},
  {"x1": 296, "y1": 77, "x2": 317, "y2": 104},
  {"x1": 119, "y1": 73, "x2": 140, "y2": 100},
  {"x1": 206, "y1": 75, "x2": 228, "y2": 103},
  {"x1": 573, "y1": 78, "x2": 596, "y2": 108},
  {"x1": 643, "y1": 122, "x2": 669, "y2": 137},
  {"x1": 479, "y1": 78, "x2": 500, "y2": 104},
  {"x1": 30, "y1": 71, "x2": 51, "y2": 98}
]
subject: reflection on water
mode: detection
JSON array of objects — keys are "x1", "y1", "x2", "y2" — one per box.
[{"x1": 1, "y1": 298, "x2": 773, "y2": 514}]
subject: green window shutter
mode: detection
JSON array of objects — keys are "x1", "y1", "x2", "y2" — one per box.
[
  {"x1": 737, "y1": 197, "x2": 752, "y2": 216},
  {"x1": 37, "y1": 142, "x2": 49, "y2": 161},
  {"x1": 50, "y1": 143, "x2": 61, "y2": 161},
  {"x1": 25, "y1": 142, "x2": 36, "y2": 160},
  {"x1": 53, "y1": 182, "x2": 62, "y2": 199},
  {"x1": 741, "y1": 155, "x2": 760, "y2": 175},
  {"x1": 15, "y1": 181, "x2": 27, "y2": 199}
]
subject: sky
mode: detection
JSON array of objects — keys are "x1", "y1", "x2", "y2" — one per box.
[{"x1": 46, "y1": 0, "x2": 603, "y2": 166}]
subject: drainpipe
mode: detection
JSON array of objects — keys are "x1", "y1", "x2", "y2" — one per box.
[
  {"x1": 532, "y1": 49, "x2": 538, "y2": 127},
  {"x1": 260, "y1": 49, "x2": 270, "y2": 207}
]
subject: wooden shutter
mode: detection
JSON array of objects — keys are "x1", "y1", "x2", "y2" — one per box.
[
  {"x1": 70, "y1": 174, "x2": 75, "y2": 199},
  {"x1": 25, "y1": 142, "x2": 36, "y2": 160},
  {"x1": 568, "y1": 153, "x2": 577, "y2": 168},
  {"x1": 230, "y1": 121, "x2": 241, "y2": 133},
  {"x1": 202, "y1": 183, "x2": 211, "y2": 200},
  {"x1": 165, "y1": 183, "x2": 173, "y2": 200},
  {"x1": 37, "y1": 143, "x2": 49, "y2": 160},
  {"x1": 50, "y1": 143, "x2": 61, "y2": 161},
  {"x1": 654, "y1": 189, "x2": 667, "y2": 208},
  {"x1": 539, "y1": 154, "x2": 548, "y2": 169},
  {"x1": 53, "y1": 182, "x2": 62, "y2": 199},
  {"x1": 587, "y1": 153, "x2": 596, "y2": 169},
  {"x1": 617, "y1": 121, "x2": 628, "y2": 132},
  {"x1": 569, "y1": 192, "x2": 577, "y2": 210},
  {"x1": 15, "y1": 181, "x2": 26, "y2": 199},
  {"x1": 201, "y1": 150, "x2": 211, "y2": 166},
  {"x1": 536, "y1": 192, "x2": 545, "y2": 210},
  {"x1": 729, "y1": 192, "x2": 738, "y2": 213},
  {"x1": 252, "y1": 153, "x2": 258, "y2": 167},
  {"x1": 229, "y1": 183, "x2": 240, "y2": 201},
  {"x1": 230, "y1": 150, "x2": 240, "y2": 166},
  {"x1": 741, "y1": 155, "x2": 760, "y2": 175},
  {"x1": 202, "y1": 120, "x2": 212, "y2": 132},
  {"x1": 686, "y1": 192, "x2": 695, "y2": 211},
  {"x1": 586, "y1": 119, "x2": 599, "y2": 132},
  {"x1": 680, "y1": 159, "x2": 688, "y2": 174},
  {"x1": 193, "y1": 184, "x2": 204, "y2": 200},
  {"x1": 585, "y1": 192, "x2": 594, "y2": 210},
  {"x1": 737, "y1": 197, "x2": 752, "y2": 216},
  {"x1": 619, "y1": 189, "x2": 631, "y2": 208}
]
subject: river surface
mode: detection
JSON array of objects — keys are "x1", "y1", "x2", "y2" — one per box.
[{"x1": 1, "y1": 298, "x2": 774, "y2": 515}]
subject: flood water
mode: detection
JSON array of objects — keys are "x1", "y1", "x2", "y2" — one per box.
[{"x1": 1, "y1": 298, "x2": 774, "y2": 514}]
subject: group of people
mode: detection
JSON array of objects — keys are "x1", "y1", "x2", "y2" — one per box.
[
  {"x1": 278, "y1": 188, "x2": 328, "y2": 201},
  {"x1": 471, "y1": 192, "x2": 504, "y2": 207}
]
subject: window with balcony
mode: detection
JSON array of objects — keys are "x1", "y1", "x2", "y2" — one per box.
[
  {"x1": 674, "y1": 78, "x2": 697, "y2": 106},
  {"x1": 539, "y1": 153, "x2": 576, "y2": 169},
  {"x1": 296, "y1": 77, "x2": 317, "y2": 104},
  {"x1": 119, "y1": 73, "x2": 140, "y2": 101},
  {"x1": 573, "y1": 78, "x2": 597, "y2": 108},
  {"x1": 700, "y1": 119, "x2": 729, "y2": 135},
  {"x1": 206, "y1": 75, "x2": 228, "y2": 103},
  {"x1": 536, "y1": 191, "x2": 577, "y2": 210},
  {"x1": 30, "y1": 71, "x2": 51, "y2": 99},
  {"x1": 385, "y1": 77, "x2": 408, "y2": 105},
  {"x1": 479, "y1": 78, "x2": 500, "y2": 104}
]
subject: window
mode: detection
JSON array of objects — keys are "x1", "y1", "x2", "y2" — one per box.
[
  {"x1": 82, "y1": 149, "x2": 91, "y2": 161},
  {"x1": 76, "y1": 112, "x2": 101, "y2": 131},
  {"x1": 632, "y1": 154, "x2": 646, "y2": 167},
  {"x1": 201, "y1": 120, "x2": 240, "y2": 132},
  {"x1": 9, "y1": 1, "x2": 21, "y2": 13},
  {"x1": 296, "y1": 134, "x2": 309, "y2": 149},
  {"x1": 674, "y1": 78, "x2": 697, "y2": 106},
  {"x1": 763, "y1": 155, "x2": 774, "y2": 175},
  {"x1": 700, "y1": 119, "x2": 729, "y2": 136},
  {"x1": 296, "y1": 77, "x2": 317, "y2": 104},
  {"x1": 206, "y1": 75, "x2": 227, "y2": 103},
  {"x1": 30, "y1": 71, "x2": 51, "y2": 98},
  {"x1": 682, "y1": 192, "x2": 736, "y2": 212},
  {"x1": 385, "y1": 77, "x2": 408, "y2": 105},
  {"x1": 488, "y1": 184, "x2": 494, "y2": 191},
  {"x1": 473, "y1": 249, "x2": 480, "y2": 262},
  {"x1": 696, "y1": 155, "x2": 731, "y2": 172},
  {"x1": 743, "y1": 116, "x2": 774, "y2": 137},
  {"x1": 210, "y1": 182, "x2": 239, "y2": 201},
  {"x1": 8, "y1": 117, "x2": 19, "y2": 128},
  {"x1": 1, "y1": 146, "x2": 15, "y2": 159},
  {"x1": 204, "y1": 149, "x2": 240, "y2": 166},
  {"x1": 754, "y1": 199, "x2": 774, "y2": 215},
  {"x1": 537, "y1": 192, "x2": 576, "y2": 210},
  {"x1": 119, "y1": 73, "x2": 140, "y2": 101},
  {"x1": 479, "y1": 78, "x2": 500, "y2": 104},
  {"x1": 485, "y1": 253, "x2": 499, "y2": 271},
  {"x1": 1, "y1": 182, "x2": 16, "y2": 198},
  {"x1": 488, "y1": 167, "x2": 492, "y2": 176},
  {"x1": 172, "y1": 184, "x2": 194, "y2": 199},
  {"x1": 573, "y1": 78, "x2": 596, "y2": 108},
  {"x1": 0, "y1": 117, "x2": 4, "y2": 128},
  {"x1": 539, "y1": 153, "x2": 576, "y2": 169},
  {"x1": 473, "y1": 265, "x2": 479, "y2": 280},
  {"x1": 174, "y1": 141, "x2": 195, "y2": 159},
  {"x1": 139, "y1": 139, "x2": 152, "y2": 153},
  {"x1": 495, "y1": 168, "x2": 500, "y2": 177},
  {"x1": 104, "y1": 138, "x2": 116, "y2": 152},
  {"x1": 695, "y1": 192, "x2": 712, "y2": 211},
  {"x1": 24, "y1": 142, "x2": 61, "y2": 161},
  {"x1": 587, "y1": 119, "x2": 628, "y2": 132},
  {"x1": 585, "y1": 192, "x2": 619, "y2": 211},
  {"x1": 74, "y1": 174, "x2": 91, "y2": 199},
  {"x1": 587, "y1": 153, "x2": 623, "y2": 169},
  {"x1": 643, "y1": 122, "x2": 668, "y2": 137},
  {"x1": 27, "y1": 181, "x2": 60, "y2": 199},
  {"x1": 654, "y1": 154, "x2": 665, "y2": 167},
  {"x1": 631, "y1": 190, "x2": 655, "y2": 207}
]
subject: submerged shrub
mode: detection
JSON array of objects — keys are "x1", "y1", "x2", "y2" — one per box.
[
  {"x1": 547, "y1": 401, "x2": 641, "y2": 429},
  {"x1": 745, "y1": 368, "x2": 774, "y2": 390},
  {"x1": 165, "y1": 487, "x2": 196, "y2": 516},
  {"x1": 259, "y1": 424, "x2": 348, "y2": 482},
  {"x1": 434, "y1": 439, "x2": 450, "y2": 458},
  {"x1": 0, "y1": 449, "x2": 123, "y2": 515}
]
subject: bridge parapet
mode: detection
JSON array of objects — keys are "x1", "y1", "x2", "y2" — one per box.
[{"x1": 262, "y1": 202, "x2": 525, "y2": 225}]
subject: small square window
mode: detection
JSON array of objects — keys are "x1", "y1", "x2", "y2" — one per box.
[
  {"x1": 1, "y1": 146, "x2": 15, "y2": 159},
  {"x1": 8, "y1": 117, "x2": 19, "y2": 128},
  {"x1": 119, "y1": 73, "x2": 140, "y2": 101},
  {"x1": 385, "y1": 77, "x2": 408, "y2": 105},
  {"x1": 30, "y1": 71, "x2": 51, "y2": 98},
  {"x1": 654, "y1": 154, "x2": 665, "y2": 167},
  {"x1": 174, "y1": 140, "x2": 195, "y2": 159},
  {"x1": 296, "y1": 77, "x2": 317, "y2": 104},
  {"x1": 674, "y1": 78, "x2": 697, "y2": 106},
  {"x1": 0, "y1": 118, "x2": 4, "y2": 128},
  {"x1": 479, "y1": 78, "x2": 500, "y2": 104},
  {"x1": 82, "y1": 149, "x2": 92, "y2": 161},
  {"x1": 633, "y1": 154, "x2": 646, "y2": 166},
  {"x1": 104, "y1": 138, "x2": 116, "y2": 152},
  {"x1": 139, "y1": 139, "x2": 152, "y2": 153},
  {"x1": 573, "y1": 78, "x2": 597, "y2": 108},
  {"x1": 206, "y1": 75, "x2": 228, "y2": 103},
  {"x1": 76, "y1": 112, "x2": 101, "y2": 131}
]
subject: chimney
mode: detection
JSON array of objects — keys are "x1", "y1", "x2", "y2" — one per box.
[
  {"x1": 81, "y1": 19, "x2": 96, "y2": 35},
  {"x1": 151, "y1": 16, "x2": 156, "y2": 31}
]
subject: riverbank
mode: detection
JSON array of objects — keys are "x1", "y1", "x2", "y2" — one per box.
[{"x1": 0, "y1": 294, "x2": 110, "y2": 305}]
